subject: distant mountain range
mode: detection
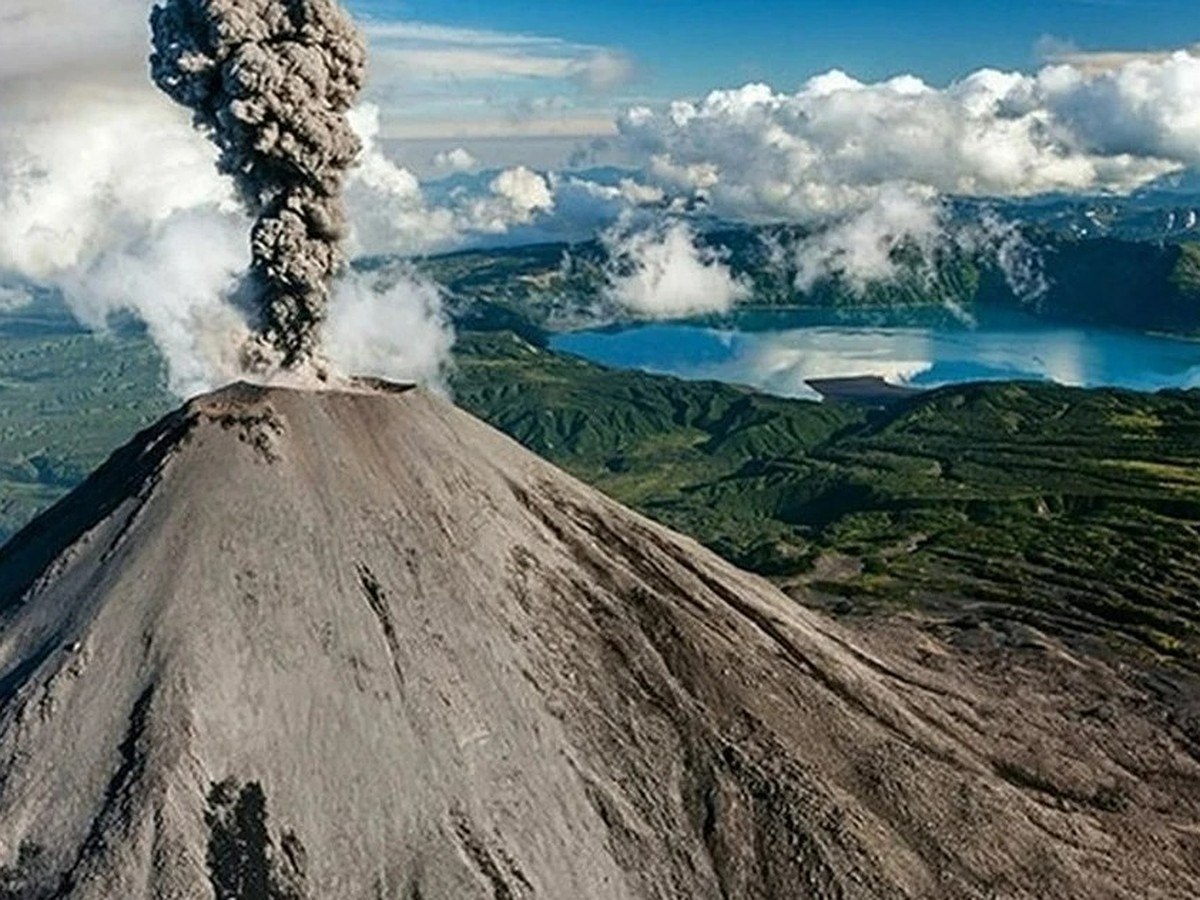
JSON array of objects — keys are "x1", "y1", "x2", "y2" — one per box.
[
  {"x1": 953, "y1": 184, "x2": 1200, "y2": 242},
  {"x1": 402, "y1": 223, "x2": 1200, "y2": 338}
]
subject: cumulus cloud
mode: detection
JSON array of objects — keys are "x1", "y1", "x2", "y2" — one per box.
[
  {"x1": 439, "y1": 167, "x2": 557, "y2": 238},
  {"x1": 434, "y1": 147, "x2": 479, "y2": 171},
  {"x1": 488, "y1": 167, "x2": 555, "y2": 217},
  {"x1": 616, "y1": 52, "x2": 1200, "y2": 292},
  {"x1": 602, "y1": 218, "x2": 749, "y2": 318},
  {"x1": 619, "y1": 64, "x2": 1196, "y2": 225},
  {"x1": 343, "y1": 113, "x2": 563, "y2": 251}
]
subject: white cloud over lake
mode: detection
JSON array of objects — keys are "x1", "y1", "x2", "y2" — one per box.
[{"x1": 602, "y1": 219, "x2": 749, "y2": 318}]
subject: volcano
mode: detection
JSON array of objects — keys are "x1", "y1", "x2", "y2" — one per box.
[{"x1": 0, "y1": 382, "x2": 1197, "y2": 898}]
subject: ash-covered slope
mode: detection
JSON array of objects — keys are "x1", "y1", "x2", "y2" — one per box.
[{"x1": 0, "y1": 383, "x2": 1197, "y2": 899}]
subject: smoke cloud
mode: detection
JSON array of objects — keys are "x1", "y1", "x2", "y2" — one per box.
[{"x1": 150, "y1": 0, "x2": 368, "y2": 371}]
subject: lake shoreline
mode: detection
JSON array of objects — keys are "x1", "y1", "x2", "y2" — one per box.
[
  {"x1": 549, "y1": 303, "x2": 1200, "y2": 344},
  {"x1": 550, "y1": 306, "x2": 1200, "y2": 399}
]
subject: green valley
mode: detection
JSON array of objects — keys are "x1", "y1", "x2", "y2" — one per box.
[{"x1": 3, "y1": 281, "x2": 1200, "y2": 675}]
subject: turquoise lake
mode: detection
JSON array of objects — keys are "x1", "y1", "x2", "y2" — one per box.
[{"x1": 550, "y1": 308, "x2": 1200, "y2": 400}]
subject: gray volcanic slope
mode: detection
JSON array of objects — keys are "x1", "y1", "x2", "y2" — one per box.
[{"x1": 0, "y1": 383, "x2": 1198, "y2": 899}]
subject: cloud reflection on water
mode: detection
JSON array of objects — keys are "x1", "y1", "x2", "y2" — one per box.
[{"x1": 552, "y1": 311, "x2": 1200, "y2": 400}]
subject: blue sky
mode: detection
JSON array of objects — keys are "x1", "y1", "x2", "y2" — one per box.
[
  {"x1": 354, "y1": 0, "x2": 1200, "y2": 93},
  {"x1": 346, "y1": 0, "x2": 1200, "y2": 171}
]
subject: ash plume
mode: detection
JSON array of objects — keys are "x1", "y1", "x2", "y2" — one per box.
[{"x1": 150, "y1": 0, "x2": 367, "y2": 370}]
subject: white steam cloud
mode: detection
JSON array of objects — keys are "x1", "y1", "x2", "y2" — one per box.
[
  {"x1": 602, "y1": 219, "x2": 749, "y2": 318},
  {"x1": 0, "y1": 2, "x2": 251, "y2": 395},
  {"x1": 0, "y1": 0, "x2": 456, "y2": 397},
  {"x1": 58, "y1": 209, "x2": 253, "y2": 398},
  {"x1": 323, "y1": 270, "x2": 454, "y2": 388}
]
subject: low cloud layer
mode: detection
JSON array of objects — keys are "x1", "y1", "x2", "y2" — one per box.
[
  {"x1": 0, "y1": 284, "x2": 33, "y2": 313},
  {"x1": 360, "y1": 18, "x2": 632, "y2": 143},
  {"x1": 363, "y1": 20, "x2": 633, "y2": 91}
]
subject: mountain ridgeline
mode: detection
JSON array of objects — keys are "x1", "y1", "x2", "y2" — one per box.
[{"x1": 408, "y1": 227, "x2": 1200, "y2": 336}]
